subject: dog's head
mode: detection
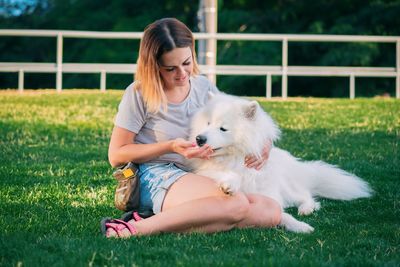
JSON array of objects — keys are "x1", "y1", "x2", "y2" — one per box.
[{"x1": 190, "y1": 93, "x2": 280, "y2": 157}]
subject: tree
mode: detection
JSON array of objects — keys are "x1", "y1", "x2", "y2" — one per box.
[{"x1": 1, "y1": 0, "x2": 399, "y2": 96}]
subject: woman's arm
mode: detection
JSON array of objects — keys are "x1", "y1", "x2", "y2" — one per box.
[
  {"x1": 108, "y1": 126, "x2": 169, "y2": 167},
  {"x1": 108, "y1": 126, "x2": 214, "y2": 167}
]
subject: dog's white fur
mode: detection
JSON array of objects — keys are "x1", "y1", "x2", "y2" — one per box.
[{"x1": 189, "y1": 93, "x2": 373, "y2": 233}]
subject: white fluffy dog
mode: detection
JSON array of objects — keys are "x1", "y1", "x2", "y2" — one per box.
[{"x1": 189, "y1": 93, "x2": 373, "y2": 233}]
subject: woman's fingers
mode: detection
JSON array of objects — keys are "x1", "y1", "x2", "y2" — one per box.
[
  {"x1": 172, "y1": 138, "x2": 196, "y2": 154},
  {"x1": 245, "y1": 155, "x2": 265, "y2": 170},
  {"x1": 172, "y1": 138, "x2": 215, "y2": 159},
  {"x1": 262, "y1": 140, "x2": 272, "y2": 160},
  {"x1": 244, "y1": 140, "x2": 272, "y2": 170},
  {"x1": 245, "y1": 156, "x2": 259, "y2": 166},
  {"x1": 198, "y1": 146, "x2": 214, "y2": 159},
  {"x1": 185, "y1": 145, "x2": 213, "y2": 159}
]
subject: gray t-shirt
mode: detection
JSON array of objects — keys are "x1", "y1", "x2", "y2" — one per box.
[{"x1": 115, "y1": 75, "x2": 219, "y2": 170}]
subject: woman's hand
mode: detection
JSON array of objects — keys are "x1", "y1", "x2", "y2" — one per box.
[
  {"x1": 244, "y1": 140, "x2": 272, "y2": 170},
  {"x1": 171, "y1": 138, "x2": 214, "y2": 159}
]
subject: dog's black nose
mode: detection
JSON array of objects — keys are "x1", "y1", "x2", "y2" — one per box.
[{"x1": 196, "y1": 135, "x2": 207, "y2": 147}]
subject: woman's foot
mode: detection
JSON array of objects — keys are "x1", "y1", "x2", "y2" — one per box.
[
  {"x1": 101, "y1": 218, "x2": 138, "y2": 238},
  {"x1": 120, "y1": 210, "x2": 145, "y2": 222}
]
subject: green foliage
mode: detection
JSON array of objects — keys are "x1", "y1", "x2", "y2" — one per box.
[
  {"x1": 0, "y1": 0, "x2": 399, "y2": 94},
  {"x1": 216, "y1": 0, "x2": 400, "y2": 96},
  {"x1": 0, "y1": 0, "x2": 200, "y2": 89},
  {"x1": 0, "y1": 91, "x2": 399, "y2": 266}
]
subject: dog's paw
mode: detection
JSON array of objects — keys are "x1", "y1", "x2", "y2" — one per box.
[
  {"x1": 298, "y1": 201, "x2": 321, "y2": 216},
  {"x1": 280, "y1": 213, "x2": 314, "y2": 233},
  {"x1": 220, "y1": 182, "x2": 234, "y2": 195},
  {"x1": 219, "y1": 176, "x2": 241, "y2": 195},
  {"x1": 294, "y1": 222, "x2": 314, "y2": 233},
  {"x1": 280, "y1": 220, "x2": 314, "y2": 233}
]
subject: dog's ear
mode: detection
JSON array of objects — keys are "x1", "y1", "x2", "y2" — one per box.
[
  {"x1": 208, "y1": 91, "x2": 215, "y2": 100},
  {"x1": 243, "y1": 101, "x2": 258, "y2": 120}
]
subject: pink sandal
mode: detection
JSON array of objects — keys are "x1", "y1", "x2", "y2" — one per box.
[
  {"x1": 101, "y1": 218, "x2": 137, "y2": 238},
  {"x1": 120, "y1": 210, "x2": 145, "y2": 222}
]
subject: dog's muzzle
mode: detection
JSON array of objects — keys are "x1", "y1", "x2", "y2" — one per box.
[{"x1": 195, "y1": 135, "x2": 207, "y2": 147}]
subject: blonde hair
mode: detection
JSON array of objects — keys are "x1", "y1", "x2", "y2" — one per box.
[{"x1": 134, "y1": 18, "x2": 200, "y2": 113}]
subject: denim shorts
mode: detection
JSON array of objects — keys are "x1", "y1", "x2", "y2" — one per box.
[{"x1": 138, "y1": 163, "x2": 188, "y2": 214}]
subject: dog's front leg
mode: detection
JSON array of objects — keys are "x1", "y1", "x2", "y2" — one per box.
[
  {"x1": 195, "y1": 170, "x2": 242, "y2": 194},
  {"x1": 215, "y1": 171, "x2": 242, "y2": 195}
]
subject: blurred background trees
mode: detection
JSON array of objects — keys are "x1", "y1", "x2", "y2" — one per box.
[{"x1": 1, "y1": 0, "x2": 399, "y2": 96}]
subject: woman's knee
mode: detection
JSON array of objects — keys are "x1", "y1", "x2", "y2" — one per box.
[
  {"x1": 249, "y1": 194, "x2": 282, "y2": 227},
  {"x1": 223, "y1": 192, "x2": 250, "y2": 223},
  {"x1": 268, "y1": 199, "x2": 282, "y2": 226}
]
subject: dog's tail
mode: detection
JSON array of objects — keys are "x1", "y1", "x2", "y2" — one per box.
[{"x1": 307, "y1": 161, "x2": 373, "y2": 200}]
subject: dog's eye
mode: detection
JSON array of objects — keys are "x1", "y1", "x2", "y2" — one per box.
[{"x1": 220, "y1": 127, "x2": 227, "y2": 132}]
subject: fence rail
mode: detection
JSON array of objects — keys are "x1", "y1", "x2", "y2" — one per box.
[{"x1": 0, "y1": 29, "x2": 399, "y2": 98}]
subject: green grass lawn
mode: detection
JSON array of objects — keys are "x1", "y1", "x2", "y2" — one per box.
[{"x1": 0, "y1": 90, "x2": 399, "y2": 266}]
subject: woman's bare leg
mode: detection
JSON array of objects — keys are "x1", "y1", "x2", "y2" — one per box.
[
  {"x1": 161, "y1": 178, "x2": 282, "y2": 230},
  {"x1": 106, "y1": 175, "x2": 282, "y2": 237},
  {"x1": 236, "y1": 193, "x2": 282, "y2": 228},
  {"x1": 106, "y1": 174, "x2": 250, "y2": 237}
]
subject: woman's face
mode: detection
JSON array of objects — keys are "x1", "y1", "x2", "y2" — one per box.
[{"x1": 158, "y1": 47, "x2": 193, "y2": 90}]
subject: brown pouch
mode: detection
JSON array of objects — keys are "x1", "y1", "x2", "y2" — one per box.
[{"x1": 113, "y1": 162, "x2": 140, "y2": 211}]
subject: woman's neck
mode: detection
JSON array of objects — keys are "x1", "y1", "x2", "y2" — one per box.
[{"x1": 164, "y1": 84, "x2": 190, "y2": 104}]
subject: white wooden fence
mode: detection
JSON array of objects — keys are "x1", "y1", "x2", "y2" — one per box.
[{"x1": 0, "y1": 29, "x2": 399, "y2": 98}]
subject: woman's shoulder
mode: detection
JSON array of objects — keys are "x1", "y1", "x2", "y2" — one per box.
[
  {"x1": 191, "y1": 75, "x2": 213, "y2": 88},
  {"x1": 119, "y1": 82, "x2": 146, "y2": 112},
  {"x1": 191, "y1": 75, "x2": 219, "y2": 94},
  {"x1": 122, "y1": 82, "x2": 144, "y2": 100},
  {"x1": 188, "y1": 75, "x2": 219, "y2": 107}
]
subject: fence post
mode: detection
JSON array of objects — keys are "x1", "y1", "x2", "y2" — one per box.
[
  {"x1": 100, "y1": 70, "x2": 106, "y2": 92},
  {"x1": 18, "y1": 69, "x2": 24, "y2": 92},
  {"x1": 266, "y1": 73, "x2": 272, "y2": 99},
  {"x1": 282, "y1": 38, "x2": 288, "y2": 98},
  {"x1": 198, "y1": 0, "x2": 218, "y2": 84},
  {"x1": 396, "y1": 39, "x2": 399, "y2": 98},
  {"x1": 56, "y1": 33, "x2": 63, "y2": 92},
  {"x1": 350, "y1": 74, "x2": 355, "y2": 99}
]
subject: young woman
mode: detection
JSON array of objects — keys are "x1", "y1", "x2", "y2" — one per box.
[{"x1": 102, "y1": 18, "x2": 282, "y2": 238}]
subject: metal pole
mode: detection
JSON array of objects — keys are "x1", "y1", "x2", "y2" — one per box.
[
  {"x1": 56, "y1": 33, "x2": 63, "y2": 92},
  {"x1": 282, "y1": 38, "x2": 288, "y2": 98}
]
